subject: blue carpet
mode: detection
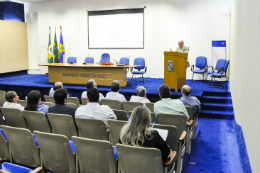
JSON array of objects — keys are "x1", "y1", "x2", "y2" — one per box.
[{"x1": 184, "y1": 118, "x2": 243, "y2": 173}]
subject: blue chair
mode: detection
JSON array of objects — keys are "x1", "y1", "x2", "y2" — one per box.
[
  {"x1": 119, "y1": 57, "x2": 129, "y2": 65},
  {"x1": 85, "y1": 57, "x2": 94, "y2": 63},
  {"x1": 191, "y1": 56, "x2": 208, "y2": 82},
  {"x1": 0, "y1": 162, "x2": 42, "y2": 173},
  {"x1": 206, "y1": 59, "x2": 226, "y2": 81},
  {"x1": 131, "y1": 58, "x2": 147, "y2": 83},
  {"x1": 67, "y1": 57, "x2": 77, "y2": 63},
  {"x1": 209, "y1": 59, "x2": 230, "y2": 88},
  {"x1": 100, "y1": 53, "x2": 110, "y2": 63}
]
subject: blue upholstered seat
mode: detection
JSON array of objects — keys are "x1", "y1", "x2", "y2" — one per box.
[
  {"x1": 100, "y1": 53, "x2": 110, "y2": 63},
  {"x1": 209, "y1": 59, "x2": 230, "y2": 88},
  {"x1": 131, "y1": 58, "x2": 147, "y2": 83},
  {"x1": 119, "y1": 57, "x2": 129, "y2": 65},
  {"x1": 85, "y1": 57, "x2": 94, "y2": 63},
  {"x1": 1, "y1": 162, "x2": 34, "y2": 173},
  {"x1": 67, "y1": 57, "x2": 77, "y2": 63},
  {"x1": 191, "y1": 56, "x2": 207, "y2": 82}
]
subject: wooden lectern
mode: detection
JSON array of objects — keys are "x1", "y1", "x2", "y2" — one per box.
[{"x1": 164, "y1": 52, "x2": 187, "y2": 92}]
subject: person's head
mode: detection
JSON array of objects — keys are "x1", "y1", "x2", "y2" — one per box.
[
  {"x1": 136, "y1": 86, "x2": 146, "y2": 98},
  {"x1": 159, "y1": 84, "x2": 171, "y2": 99},
  {"x1": 25, "y1": 90, "x2": 41, "y2": 111},
  {"x1": 86, "y1": 79, "x2": 97, "y2": 90},
  {"x1": 178, "y1": 40, "x2": 184, "y2": 49},
  {"x1": 120, "y1": 106, "x2": 152, "y2": 147},
  {"x1": 110, "y1": 80, "x2": 120, "y2": 92},
  {"x1": 181, "y1": 85, "x2": 191, "y2": 96},
  {"x1": 53, "y1": 82, "x2": 63, "y2": 91},
  {"x1": 87, "y1": 88, "x2": 99, "y2": 103},
  {"x1": 5, "y1": 91, "x2": 18, "y2": 103},
  {"x1": 54, "y1": 88, "x2": 68, "y2": 104}
]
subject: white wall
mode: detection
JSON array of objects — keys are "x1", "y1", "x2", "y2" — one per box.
[
  {"x1": 23, "y1": 0, "x2": 231, "y2": 79},
  {"x1": 230, "y1": 0, "x2": 260, "y2": 172}
]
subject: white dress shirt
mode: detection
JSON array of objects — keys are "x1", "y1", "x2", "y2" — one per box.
[
  {"x1": 130, "y1": 96, "x2": 150, "y2": 106},
  {"x1": 75, "y1": 102, "x2": 117, "y2": 132},
  {"x1": 3, "y1": 102, "x2": 24, "y2": 111},
  {"x1": 106, "y1": 92, "x2": 127, "y2": 103},
  {"x1": 49, "y1": 87, "x2": 54, "y2": 96},
  {"x1": 81, "y1": 91, "x2": 105, "y2": 102}
]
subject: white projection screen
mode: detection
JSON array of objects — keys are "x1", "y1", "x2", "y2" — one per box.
[{"x1": 88, "y1": 8, "x2": 144, "y2": 49}]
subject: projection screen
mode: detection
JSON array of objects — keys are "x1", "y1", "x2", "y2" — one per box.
[{"x1": 88, "y1": 8, "x2": 144, "y2": 49}]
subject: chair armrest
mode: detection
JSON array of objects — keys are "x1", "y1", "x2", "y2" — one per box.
[
  {"x1": 30, "y1": 167, "x2": 43, "y2": 173},
  {"x1": 179, "y1": 131, "x2": 186, "y2": 141},
  {"x1": 214, "y1": 67, "x2": 224, "y2": 73},
  {"x1": 0, "y1": 158, "x2": 2, "y2": 163},
  {"x1": 191, "y1": 65, "x2": 194, "y2": 72},
  {"x1": 207, "y1": 66, "x2": 214, "y2": 72},
  {"x1": 145, "y1": 66, "x2": 147, "y2": 73},
  {"x1": 205, "y1": 65, "x2": 208, "y2": 72},
  {"x1": 164, "y1": 151, "x2": 177, "y2": 166},
  {"x1": 187, "y1": 120, "x2": 193, "y2": 126}
]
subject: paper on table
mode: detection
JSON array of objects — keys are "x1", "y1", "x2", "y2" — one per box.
[{"x1": 152, "y1": 128, "x2": 168, "y2": 141}]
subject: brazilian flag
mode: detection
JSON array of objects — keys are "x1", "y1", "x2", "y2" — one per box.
[
  {"x1": 47, "y1": 30, "x2": 53, "y2": 63},
  {"x1": 53, "y1": 30, "x2": 59, "y2": 63}
]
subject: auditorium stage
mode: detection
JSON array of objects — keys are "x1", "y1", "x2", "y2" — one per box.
[{"x1": 0, "y1": 71, "x2": 230, "y2": 102}]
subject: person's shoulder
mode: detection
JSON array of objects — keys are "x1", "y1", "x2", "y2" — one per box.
[
  {"x1": 100, "y1": 104, "x2": 112, "y2": 110},
  {"x1": 39, "y1": 104, "x2": 48, "y2": 108}
]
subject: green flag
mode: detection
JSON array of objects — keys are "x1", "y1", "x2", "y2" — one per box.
[
  {"x1": 47, "y1": 27, "x2": 53, "y2": 63},
  {"x1": 53, "y1": 29, "x2": 59, "y2": 63}
]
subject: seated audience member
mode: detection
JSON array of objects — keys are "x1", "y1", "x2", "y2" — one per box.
[
  {"x1": 25, "y1": 90, "x2": 48, "y2": 114},
  {"x1": 81, "y1": 79, "x2": 104, "y2": 102},
  {"x1": 106, "y1": 80, "x2": 126, "y2": 102},
  {"x1": 154, "y1": 84, "x2": 189, "y2": 123},
  {"x1": 49, "y1": 82, "x2": 63, "y2": 96},
  {"x1": 130, "y1": 86, "x2": 150, "y2": 105},
  {"x1": 75, "y1": 88, "x2": 116, "y2": 132},
  {"x1": 48, "y1": 88, "x2": 76, "y2": 119},
  {"x1": 180, "y1": 85, "x2": 201, "y2": 115},
  {"x1": 119, "y1": 106, "x2": 172, "y2": 163},
  {"x1": 3, "y1": 91, "x2": 24, "y2": 111}
]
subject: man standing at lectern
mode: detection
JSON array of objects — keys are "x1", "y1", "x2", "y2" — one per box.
[{"x1": 170, "y1": 40, "x2": 190, "y2": 68}]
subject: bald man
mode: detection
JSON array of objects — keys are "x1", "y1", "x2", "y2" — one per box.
[
  {"x1": 49, "y1": 82, "x2": 63, "y2": 96},
  {"x1": 180, "y1": 85, "x2": 201, "y2": 115},
  {"x1": 170, "y1": 40, "x2": 190, "y2": 68}
]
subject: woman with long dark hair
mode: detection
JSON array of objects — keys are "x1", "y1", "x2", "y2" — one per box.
[{"x1": 25, "y1": 90, "x2": 48, "y2": 114}]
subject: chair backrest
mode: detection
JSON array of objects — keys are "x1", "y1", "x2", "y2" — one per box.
[
  {"x1": 129, "y1": 111, "x2": 156, "y2": 123},
  {"x1": 195, "y1": 56, "x2": 207, "y2": 68},
  {"x1": 153, "y1": 124, "x2": 178, "y2": 152},
  {"x1": 65, "y1": 103, "x2": 78, "y2": 109},
  {"x1": 85, "y1": 57, "x2": 94, "y2": 63},
  {"x1": 33, "y1": 131, "x2": 76, "y2": 173},
  {"x1": 119, "y1": 57, "x2": 129, "y2": 65},
  {"x1": 0, "y1": 91, "x2": 6, "y2": 106},
  {"x1": 0, "y1": 107, "x2": 27, "y2": 128},
  {"x1": 39, "y1": 101, "x2": 54, "y2": 107},
  {"x1": 44, "y1": 95, "x2": 55, "y2": 103},
  {"x1": 67, "y1": 97, "x2": 80, "y2": 107},
  {"x1": 112, "y1": 109, "x2": 128, "y2": 121},
  {"x1": 146, "y1": 102, "x2": 154, "y2": 112},
  {"x1": 47, "y1": 113, "x2": 78, "y2": 140},
  {"x1": 72, "y1": 137, "x2": 117, "y2": 173},
  {"x1": 17, "y1": 100, "x2": 27, "y2": 107},
  {"x1": 75, "y1": 118, "x2": 108, "y2": 140},
  {"x1": 1, "y1": 126, "x2": 40, "y2": 167},
  {"x1": 23, "y1": 110, "x2": 51, "y2": 133},
  {"x1": 224, "y1": 60, "x2": 230, "y2": 72},
  {"x1": 122, "y1": 101, "x2": 143, "y2": 115},
  {"x1": 102, "y1": 99, "x2": 122, "y2": 110},
  {"x1": 67, "y1": 57, "x2": 77, "y2": 63},
  {"x1": 116, "y1": 144, "x2": 164, "y2": 173},
  {"x1": 185, "y1": 106, "x2": 194, "y2": 120},
  {"x1": 0, "y1": 129, "x2": 9, "y2": 161},
  {"x1": 81, "y1": 98, "x2": 87, "y2": 105},
  {"x1": 134, "y1": 58, "x2": 145, "y2": 70},
  {"x1": 215, "y1": 59, "x2": 226, "y2": 71},
  {"x1": 107, "y1": 120, "x2": 128, "y2": 146},
  {"x1": 158, "y1": 113, "x2": 187, "y2": 138},
  {"x1": 100, "y1": 53, "x2": 110, "y2": 63}
]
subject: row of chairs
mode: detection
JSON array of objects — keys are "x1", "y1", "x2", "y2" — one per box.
[{"x1": 0, "y1": 125, "x2": 177, "y2": 173}]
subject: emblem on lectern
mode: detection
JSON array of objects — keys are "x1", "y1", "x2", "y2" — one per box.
[{"x1": 167, "y1": 60, "x2": 174, "y2": 72}]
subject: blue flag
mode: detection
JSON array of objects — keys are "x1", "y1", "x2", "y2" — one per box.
[{"x1": 59, "y1": 27, "x2": 65, "y2": 63}]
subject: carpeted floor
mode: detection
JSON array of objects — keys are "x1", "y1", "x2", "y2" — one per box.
[{"x1": 184, "y1": 118, "x2": 243, "y2": 173}]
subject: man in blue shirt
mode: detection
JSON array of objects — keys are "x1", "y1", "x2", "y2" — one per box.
[
  {"x1": 180, "y1": 85, "x2": 201, "y2": 115},
  {"x1": 48, "y1": 88, "x2": 76, "y2": 119}
]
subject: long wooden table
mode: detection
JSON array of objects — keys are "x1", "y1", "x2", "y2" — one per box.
[{"x1": 38, "y1": 63, "x2": 137, "y2": 86}]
